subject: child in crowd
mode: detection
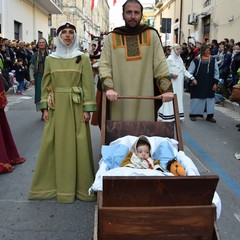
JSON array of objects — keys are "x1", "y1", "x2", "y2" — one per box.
[
  {"x1": 15, "y1": 58, "x2": 27, "y2": 95},
  {"x1": 120, "y1": 136, "x2": 164, "y2": 170}
]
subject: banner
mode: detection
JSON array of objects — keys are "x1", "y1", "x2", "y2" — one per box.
[{"x1": 91, "y1": 0, "x2": 99, "y2": 10}]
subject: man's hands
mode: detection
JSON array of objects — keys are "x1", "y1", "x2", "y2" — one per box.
[
  {"x1": 106, "y1": 89, "x2": 174, "y2": 102},
  {"x1": 106, "y1": 89, "x2": 119, "y2": 101},
  {"x1": 161, "y1": 92, "x2": 174, "y2": 102}
]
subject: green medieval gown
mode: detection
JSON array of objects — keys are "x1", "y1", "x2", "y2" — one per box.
[{"x1": 29, "y1": 54, "x2": 96, "y2": 203}]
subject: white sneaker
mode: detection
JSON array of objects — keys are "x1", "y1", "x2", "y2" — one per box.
[{"x1": 235, "y1": 152, "x2": 240, "y2": 160}]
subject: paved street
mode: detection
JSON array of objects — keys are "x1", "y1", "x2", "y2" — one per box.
[{"x1": 0, "y1": 85, "x2": 240, "y2": 240}]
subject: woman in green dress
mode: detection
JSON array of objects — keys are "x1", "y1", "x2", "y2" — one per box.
[{"x1": 29, "y1": 22, "x2": 97, "y2": 203}]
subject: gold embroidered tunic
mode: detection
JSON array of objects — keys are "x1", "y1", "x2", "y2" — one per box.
[{"x1": 99, "y1": 28, "x2": 172, "y2": 121}]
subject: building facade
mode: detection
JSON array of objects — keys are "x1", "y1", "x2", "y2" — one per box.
[
  {"x1": 51, "y1": 0, "x2": 110, "y2": 51},
  {"x1": 0, "y1": 0, "x2": 110, "y2": 50},
  {"x1": 155, "y1": 0, "x2": 240, "y2": 46},
  {"x1": 0, "y1": 0, "x2": 61, "y2": 42}
]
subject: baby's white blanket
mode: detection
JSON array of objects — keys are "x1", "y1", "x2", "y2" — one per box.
[{"x1": 89, "y1": 135, "x2": 221, "y2": 220}]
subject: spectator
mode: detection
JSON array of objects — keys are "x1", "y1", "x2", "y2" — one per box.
[
  {"x1": 231, "y1": 42, "x2": 240, "y2": 86},
  {"x1": 14, "y1": 58, "x2": 27, "y2": 95},
  {"x1": 188, "y1": 45, "x2": 219, "y2": 123},
  {"x1": 210, "y1": 39, "x2": 219, "y2": 57},
  {"x1": 193, "y1": 42, "x2": 202, "y2": 57},
  {"x1": 31, "y1": 41, "x2": 38, "y2": 53},
  {"x1": 16, "y1": 41, "x2": 28, "y2": 67},
  {"x1": 224, "y1": 38, "x2": 229, "y2": 45},
  {"x1": 158, "y1": 44, "x2": 195, "y2": 122},
  {"x1": 164, "y1": 45, "x2": 171, "y2": 58},
  {"x1": 202, "y1": 37, "x2": 209, "y2": 45},
  {"x1": 0, "y1": 44, "x2": 13, "y2": 82},
  {"x1": 217, "y1": 41, "x2": 225, "y2": 66},
  {"x1": 185, "y1": 44, "x2": 195, "y2": 69},
  {"x1": 229, "y1": 38, "x2": 235, "y2": 52},
  {"x1": 29, "y1": 38, "x2": 49, "y2": 118},
  {"x1": 219, "y1": 44, "x2": 232, "y2": 97},
  {"x1": 180, "y1": 42, "x2": 188, "y2": 63},
  {"x1": 16, "y1": 41, "x2": 30, "y2": 82},
  {"x1": 88, "y1": 43, "x2": 101, "y2": 83}
]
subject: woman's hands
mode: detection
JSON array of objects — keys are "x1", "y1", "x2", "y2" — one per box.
[
  {"x1": 42, "y1": 109, "x2": 49, "y2": 122},
  {"x1": 82, "y1": 112, "x2": 90, "y2": 123},
  {"x1": 43, "y1": 109, "x2": 91, "y2": 123},
  {"x1": 191, "y1": 79, "x2": 198, "y2": 85}
]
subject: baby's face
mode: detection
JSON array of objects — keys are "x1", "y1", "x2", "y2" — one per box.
[{"x1": 136, "y1": 145, "x2": 150, "y2": 160}]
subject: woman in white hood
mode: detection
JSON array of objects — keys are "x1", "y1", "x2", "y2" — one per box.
[
  {"x1": 158, "y1": 44, "x2": 195, "y2": 122},
  {"x1": 29, "y1": 22, "x2": 96, "y2": 203}
]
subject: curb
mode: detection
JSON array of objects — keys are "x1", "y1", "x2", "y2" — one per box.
[{"x1": 222, "y1": 99, "x2": 240, "y2": 114}]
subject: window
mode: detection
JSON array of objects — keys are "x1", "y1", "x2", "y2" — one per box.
[
  {"x1": 48, "y1": 14, "x2": 52, "y2": 26},
  {"x1": 14, "y1": 21, "x2": 22, "y2": 40},
  {"x1": 38, "y1": 31, "x2": 43, "y2": 40}
]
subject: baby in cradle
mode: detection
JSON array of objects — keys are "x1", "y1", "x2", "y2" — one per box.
[
  {"x1": 120, "y1": 136, "x2": 186, "y2": 176},
  {"x1": 120, "y1": 136, "x2": 164, "y2": 171}
]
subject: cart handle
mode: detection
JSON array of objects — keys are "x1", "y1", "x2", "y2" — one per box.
[
  {"x1": 101, "y1": 93, "x2": 183, "y2": 151},
  {"x1": 117, "y1": 95, "x2": 162, "y2": 100}
]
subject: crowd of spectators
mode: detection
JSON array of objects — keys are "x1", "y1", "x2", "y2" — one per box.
[
  {"x1": 163, "y1": 37, "x2": 240, "y2": 102},
  {"x1": 0, "y1": 37, "x2": 55, "y2": 93},
  {"x1": 1, "y1": 35, "x2": 240, "y2": 103}
]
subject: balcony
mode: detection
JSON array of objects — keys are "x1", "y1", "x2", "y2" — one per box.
[
  {"x1": 204, "y1": 0, "x2": 211, "y2": 8},
  {"x1": 155, "y1": 0, "x2": 163, "y2": 8},
  {"x1": 35, "y1": 0, "x2": 62, "y2": 14}
]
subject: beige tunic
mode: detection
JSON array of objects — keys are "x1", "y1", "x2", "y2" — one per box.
[{"x1": 99, "y1": 29, "x2": 171, "y2": 121}]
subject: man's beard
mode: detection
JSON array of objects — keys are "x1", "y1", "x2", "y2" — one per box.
[{"x1": 124, "y1": 18, "x2": 141, "y2": 28}]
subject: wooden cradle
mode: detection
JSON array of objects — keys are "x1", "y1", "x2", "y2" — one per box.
[{"x1": 93, "y1": 93, "x2": 220, "y2": 240}]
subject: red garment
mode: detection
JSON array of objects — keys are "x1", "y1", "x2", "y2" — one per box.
[
  {"x1": 193, "y1": 47, "x2": 200, "y2": 57},
  {"x1": 0, "y1": 75, "x2": 26, "y2": 174}
]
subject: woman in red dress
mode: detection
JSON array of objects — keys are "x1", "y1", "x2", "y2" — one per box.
[{"x1": 0, "y1": 74, "x2": 26, "y2": 173}]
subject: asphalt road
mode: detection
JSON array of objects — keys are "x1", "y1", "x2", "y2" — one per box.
[
  {"x1": 1, "y1": 86, "x2": 240, "y2": 240},
  {"x1": 1, "y1": 86, "x2": 100, "y2": 240}
]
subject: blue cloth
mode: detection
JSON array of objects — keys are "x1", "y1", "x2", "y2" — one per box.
[
  {"x1": 215, "y1": 93, "x2": 225, "y2": 103},
  {"x1": 101, "y1": 144, "x2": 129, "y2": 170},
  {"x1": 152, "y1": 141, "x2": 176, "y2": 169}
]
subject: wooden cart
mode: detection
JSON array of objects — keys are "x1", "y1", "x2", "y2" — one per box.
[{"x1": 94, "y1": 93, "x2": 220, "y2": 240}]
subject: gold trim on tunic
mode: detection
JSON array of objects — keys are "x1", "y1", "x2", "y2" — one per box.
[{"x1": 112, "y1": 30, "x2": 151, "y2": 61}]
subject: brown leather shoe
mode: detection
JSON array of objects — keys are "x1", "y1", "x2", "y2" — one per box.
[
  {"x1": 190, "y1": 117, "x2": 196, "y2": 121},
  {"x1": 206, "y1": 117, "x2": 216, "y2": 123}
]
